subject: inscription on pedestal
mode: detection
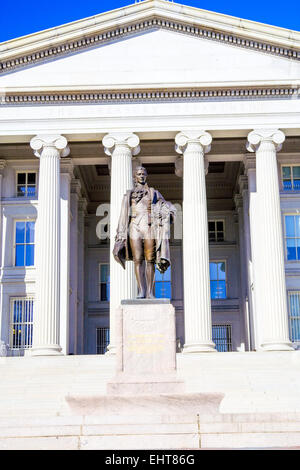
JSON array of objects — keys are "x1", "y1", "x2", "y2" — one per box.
[{"x1": 127, "y1": 334, "x2": 165, "y2": 354}]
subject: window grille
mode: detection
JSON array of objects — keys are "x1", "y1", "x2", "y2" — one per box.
[
  {"x1": 208, "y1": 220, "x2": 225, "y2": 242},
  {"x1": 288, "y1": 291, "x2": 300, "y2": 342},
  {"x1": 284, "y1": 215, "x2": 300, "y2": 261},
  {"x1": 210, "y1": 261, "x2": 227, "y2": 299},
  {"x1": 282, "y1": 166, "x2": 300, "y2": 191},
  {"x1": 96, "y1": 327, "x2": 110, "y2": 354},
  {"x1": 212, "y1": 324, "x2": 232, "y2": 352},
  {"x1": 16, "y1": 172, "x2": 37, "y2": 197},
  {"x1": 9, "y1": 298, "x2": 34, "y2": 350}
]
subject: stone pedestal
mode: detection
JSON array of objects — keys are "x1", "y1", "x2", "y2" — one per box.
[{"x1": 107, "y1": 299, "x2": 184, "y2": 395}]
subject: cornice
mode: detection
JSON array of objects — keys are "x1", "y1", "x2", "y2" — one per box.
[
  {"x1": 1, "y1": 85, "x2": 299, "y2": 105},
  {"x1": 0, "y1": 8, "x2": 300, "y2": 74}
]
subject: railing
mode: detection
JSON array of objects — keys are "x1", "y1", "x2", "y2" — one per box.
[
  {"x1": 288, "y1": 291, "x2": 300, "y2": 343},
  {"x1": 96, "y1": 325, "x2": 233, "y2": 354},
  {"x1": 212, "y1": 324, "x2": 232, "y2": 352},
  {"x1": 96, "y1": 327, "x2": 110, "y2": 354},
  {"x1": 9, "y1": 298, "x2": 34, "y2": 350}
]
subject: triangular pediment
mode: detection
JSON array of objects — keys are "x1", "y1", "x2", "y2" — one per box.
[
  {"x1": 0, "y1": 0, "x2": 299, "y2": 102},
  {"x1": 0, "y1": 27, "x2": 300, "y2": 91}
]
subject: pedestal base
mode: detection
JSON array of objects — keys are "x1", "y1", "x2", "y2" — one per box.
[{"x1": 107, "y1": 299, "x2": 184, "y2": 395}]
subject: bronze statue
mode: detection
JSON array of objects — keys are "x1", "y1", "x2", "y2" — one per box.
[{"x1": 113, "y1": 166, "x2": 176, "y2": 299}]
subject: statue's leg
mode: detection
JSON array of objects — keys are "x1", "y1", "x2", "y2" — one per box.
[
  {"x1": 129, "y1": 224, "x2": 146, "y2": 298},
  {"x1": 145, "y1": 261, "x2": 155, "y2": 299},
  {"x1": 134, "y1": 261, "x2": 146, "y2": 299},
  {"x1": 144, "y1": 237, "x2": 156, "y2": 299}
]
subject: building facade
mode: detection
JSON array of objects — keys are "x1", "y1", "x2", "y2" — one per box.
[{"x1": 0, "y1": 0, "x2": 300, "y2": 358}]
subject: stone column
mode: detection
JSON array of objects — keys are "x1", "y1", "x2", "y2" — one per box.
[
  {"x1": 234, "y1": 192, "x2": 250, "y2": 351},
  {"x1": 77, "y1": 197, "x2": 87, "y2": 355},
  {"x1": 0, "y1": 160, "x2": 6, "y2": 269},
  {"x1": 102, "y1": 133, "x2": 140, "y2": 354},
  {"x1": 242, "y1": 156, "x2": 259, "y2": 350},
  {"x1": 69, "y1": 178, "x2": 81, "y2": 355},
  {"x1": 175, "y1": 131, "x2": 216, "y2": 353},
  {"x1": 30, "y1": 135, "x2": 69, "y2": 356},
  {"x1": 59, "y1": 159, "x2": 74, "y2": 355},
  {"x1": 247, "y1": 129, "x2": 293, "y2": 351},
  {"x1": 0, "y1": 160, "x2": 6, "y2": 348}
]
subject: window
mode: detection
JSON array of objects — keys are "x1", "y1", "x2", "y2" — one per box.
[
  {"x1": 96, "y1": 327, "x2": 110, "y2": 354},
  {"x1": 99, "y1": 264, "x2": 110, "y2": 301},
  {"x1": 9, "y1": 298, "x2": 34, "y2": 350},
  {"x1": 285, "y1": 215, "x2": 300, "y2": 261},
  {"x1": 14, "y1": 220, "x2": 35, "y2": 266},
  {"x1": 155, "y1": 265, "x2": 171, "y2": 299},
  {"x1": 210, "y1": 261, "x2": 226, "y2": 299},
  {"x1": 208, "y1": 220, "x2": 225, "y2": 242},
  {"x1": 16, "y1": 172, "x2": 37, "y2": 197},
  {"x1": 212, "y1": 324, "x2": 232, "y2": 352},
  {"x1": 288, "y1": 292, "x2": 300, "y2": 342},
  {"x1": 282, "y1": 166, "x2": 300, "y2": 191}
]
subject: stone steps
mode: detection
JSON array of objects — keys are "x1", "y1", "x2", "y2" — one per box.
[
  {"x1": 1, "y1": 353, "x2": 300, "y2": 449},
  {"x1": 0, "y1": 413, "x2": 300, "y2": 450}
]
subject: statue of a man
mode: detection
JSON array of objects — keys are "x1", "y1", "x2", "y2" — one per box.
[{"x1": 113, "y1": 166, "x2": 176, "y2": 299}]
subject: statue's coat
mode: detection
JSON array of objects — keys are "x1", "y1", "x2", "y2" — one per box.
[{"x1": 113, "y1": 187, "x2": 176, "y2": 273}]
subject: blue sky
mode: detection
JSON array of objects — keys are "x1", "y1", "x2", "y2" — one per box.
[{"x1": 0, "y1": 0, "x2": 299, "y2": 43}]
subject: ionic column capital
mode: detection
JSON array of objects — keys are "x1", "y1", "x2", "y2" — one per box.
[
  {"x1": 175, "y1": 130, "x2": 212, "y2": 155},
  {"x1": 102, "y1": 132, "x2": 140, "y2": 157},
  {"x1": 30, "y1": 134, "x2": 70, "y2": 158},
  {"x1": 246, "y1": 129, "x2": 285, "y2": 153}
]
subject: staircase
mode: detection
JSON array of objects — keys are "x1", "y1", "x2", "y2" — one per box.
[{"x1": 0, "y1": 352, "x2": 300, "y2": 449}]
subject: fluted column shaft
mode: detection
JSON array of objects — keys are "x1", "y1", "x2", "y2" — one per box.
[
  {"x1": 175, "y1": 131, "x2": 216, "y2": 353},
  {"x1": 30, "y1": 135, "x2": 69, "y2": 356},
  {"x1": 103, "y1": 133, "x2": 140, "y2": 354},
  {"x1": 247, "y1": 129, "x2": 293, "y2": 351}
]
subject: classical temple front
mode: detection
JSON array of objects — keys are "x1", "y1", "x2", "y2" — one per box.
[{"x1": 0, "y1": 0, "x2": 300, "y2": 358}]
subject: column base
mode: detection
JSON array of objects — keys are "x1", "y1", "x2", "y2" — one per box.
[
  {"x1": 260, "y1": 341, "x2": 294, "y2": 352},
  {"x1": 183, "y1": 342, "x2": 217, "y2": 353},
  {"x1": 27, "y1": 345, "x2": 63, "y2": 357}
]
